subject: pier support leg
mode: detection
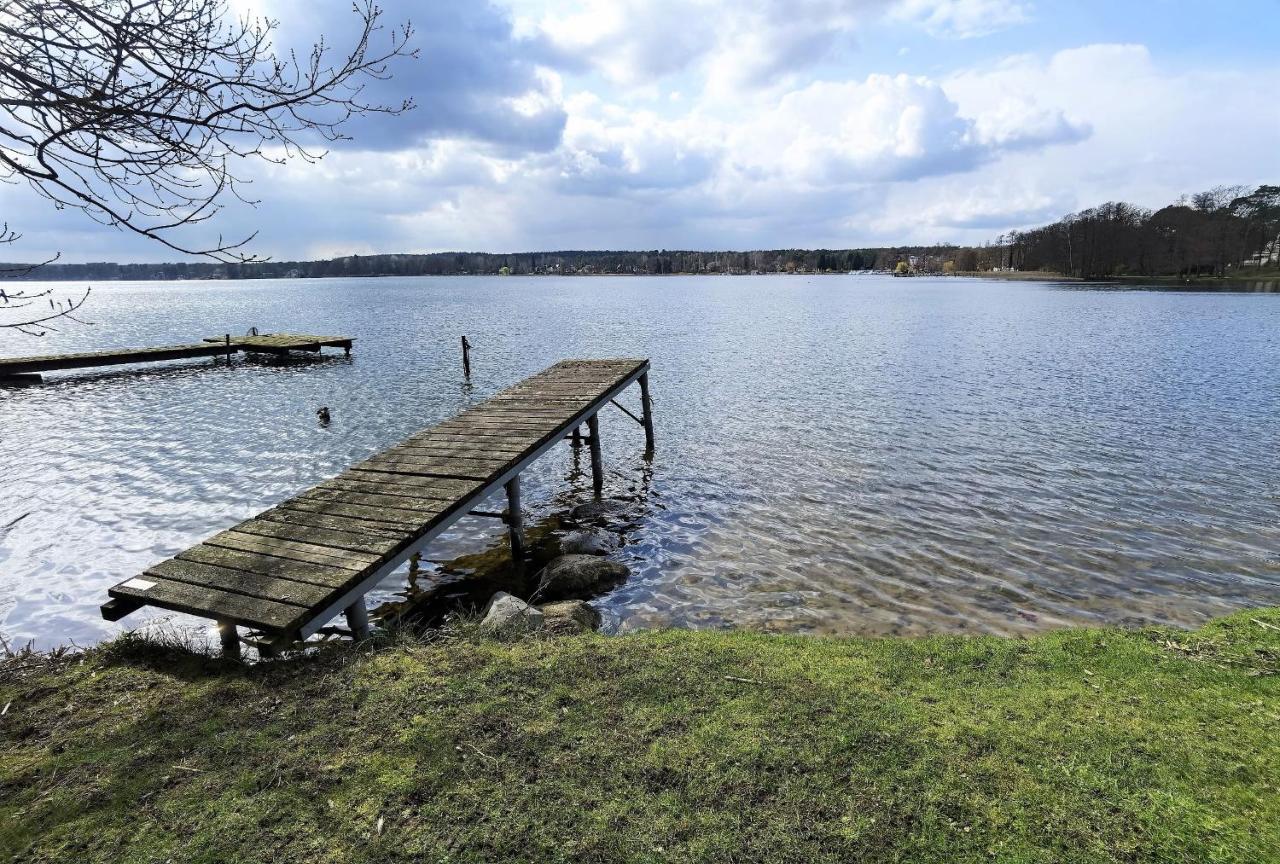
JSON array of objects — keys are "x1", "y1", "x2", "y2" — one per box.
[
  {"x1": 217, "y1": 620, "x2": 241, "y2": 658},
  {"x1": 571, "y1": 425, "x2": 583, "y2": 448},
  {"x1": 345, "y1": 598, "x2": 371, "y2": 641},
  {"x1": 639, "y1": 372, "x2": 655, "y2": 452},
  {"x1": 587, "y1": 414, "x2": 604, "y2": 497},
  {"x1": 505, "y1": 474, "x2": 526, "y2": 560}
]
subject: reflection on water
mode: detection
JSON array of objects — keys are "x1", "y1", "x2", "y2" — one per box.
[{"x1": 2, "y1": 274, "x2": 1279, "y2": 649}]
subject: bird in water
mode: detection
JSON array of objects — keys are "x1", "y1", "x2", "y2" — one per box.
[{"x1": 316, "y1": 406, "x2": 331, "y2": 426}]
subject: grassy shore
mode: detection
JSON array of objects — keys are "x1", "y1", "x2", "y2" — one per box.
[{"x1": 2, "y1": 610, "x2": 1278, "y2": 863}]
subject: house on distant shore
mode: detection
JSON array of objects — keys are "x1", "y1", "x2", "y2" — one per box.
[{"x1": 1245, "y1": 234, "x2": 1280, "y2": 268}]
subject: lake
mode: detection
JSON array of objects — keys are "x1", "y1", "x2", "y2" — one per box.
[{"x1": 2, "y1": 274, "x2": 1279, "y2": 650}]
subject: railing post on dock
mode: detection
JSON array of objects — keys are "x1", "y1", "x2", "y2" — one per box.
[
  {"x1": 505, "y1": 474, "x2": 525, "y2": 560},
  {"x1": 639, "y1": 372, "x2": 655, "y2": 452},
  {"x1": 345, "y1": 597, "x2": 371, "y2": 641},
  {"x1": 461, "y1": 335, "x2": 472, "y2": 380},
  {"x1": 217, "y1": 620, "x2": 241, "y2": 658},
  {"x1": 587, "y1": 413, "x2": 604, "y2": 497}
]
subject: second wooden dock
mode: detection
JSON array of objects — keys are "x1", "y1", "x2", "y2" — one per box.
[{"x1": 0, "y1": 333, "x2": 352, "y2": 383}]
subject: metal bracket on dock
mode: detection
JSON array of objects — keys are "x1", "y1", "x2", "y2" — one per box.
[{"x1": 609, "y1": 398, "x2": 645, "y2": 426}]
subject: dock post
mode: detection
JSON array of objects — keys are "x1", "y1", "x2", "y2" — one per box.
[
  {"x1": 461, "y1": 335, "x2": 472, "y2": 380},
  {"x1": 587, "y1": 414, "x2": 604, "y2": 497},
  {"x1": 571, "y1": 425, "x2": 582, "y2": 448},
  {"x1": 639, "y1": 372, "x2": 655, "y2": 452},
  {"x1": 217, "y1": 620, "x2": 241, "y2": 658},
  {"x1": 505, "y1": 474, "x2": 526, "y2": 560},
  {"x1": 224, "y1": 333, "x2": 232, "y2": 366},
  {"x1": 345, "y1": 598, "x2": 371, "y2": 641}
]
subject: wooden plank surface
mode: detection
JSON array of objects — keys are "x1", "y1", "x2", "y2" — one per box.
[{"x1": 103, "y1": 358, "x2": 649, "y2": 637}]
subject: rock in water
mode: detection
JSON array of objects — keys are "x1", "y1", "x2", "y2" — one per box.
[
  {"x1": 535, "y1": 555, "x2": 629, "y2": 601},
  {"x1": 538, "y1": 600, "x2": 602, "y2": 635},
  {"x1": 569, "y1": 500, "x2": 623, "y2": 522},
  {"x1": 559, "y1": 530, "x2": 619, "y2": 556},
  {"x1": 479, "y1": 592, "x2": 544, "y2": 635}
]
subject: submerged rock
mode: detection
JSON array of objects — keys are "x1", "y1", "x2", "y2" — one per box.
[
  {"x1": 558, "y1": 530, "x2": 619, "y2": 557},
  {"x1": 568, "y1": 500, "x2": 624, "y2": 522},
  {"x1": 535, "y1": 555, "x2": 630, "y2": 601},
  {"x1": 479, "y1": 592, "x2": 544, "y2": 635},
  {"x1": 538, "y1": 600, "x2": 602, "y2": 635}
]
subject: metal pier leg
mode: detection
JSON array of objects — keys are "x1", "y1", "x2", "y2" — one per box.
[
  {"x1": 639, "y1": 372, "x2": 655, "y2": 452},
  {"x1": 217, "y1": 620, "x2": 241, "y2": 658},
  {"x1": 587, "y1": 413, "x2": 604, "y2": 497},
  {"x1": 571, "y1": 425, "x2": 582, "y2": 448},
  {"x1": 345, "y1": 597, "x2": 372, "y2": 641},
  {"x1": 505, "y1": 474, "x2": 526, "y2": 560}
]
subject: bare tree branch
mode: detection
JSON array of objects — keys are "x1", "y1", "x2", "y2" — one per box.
[{"x1": 0, "y1": 0, "x2": 416, "y2": 334}]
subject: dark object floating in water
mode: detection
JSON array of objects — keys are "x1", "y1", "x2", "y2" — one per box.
[{"x1": 316, "y1": 407, "x2": 331, "y2": 426}]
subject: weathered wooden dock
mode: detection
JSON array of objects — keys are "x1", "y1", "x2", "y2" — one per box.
[
  {"x1": 101, "y1": 358, "x2": 654, "y2": 655},
  {"x1": 0, "y1": 333, "x2": 352, "y2": 383}
]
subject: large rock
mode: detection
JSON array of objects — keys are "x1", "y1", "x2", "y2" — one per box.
[
  {"x1": 535, "y1": 555, "x2": 629, "y2": 601},
  {"x1": 558, "y1": 530, "x2": 619, "y2": 557},
  {"x1": 479, "y1": 592, "x2": 544, "y2": 635},
  {"x1": 538, "y1": 600, "x2": 602, "y2": 635},
  {"x1": 569, "y1": 500, "x2": 624, "y2": 522}
]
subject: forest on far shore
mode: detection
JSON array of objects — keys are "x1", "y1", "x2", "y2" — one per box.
[{"x1": 4, "y1": 185, "x2": 1276, "y2": 282}]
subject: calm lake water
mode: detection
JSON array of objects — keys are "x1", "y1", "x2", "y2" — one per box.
[{"x1": 2, "y1": 275, "x2": 1279, "y2": 650}]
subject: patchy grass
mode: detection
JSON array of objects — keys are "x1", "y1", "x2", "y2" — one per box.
[{"x1": 1, "y1": 610, "x2": 1277, "y2": 863}]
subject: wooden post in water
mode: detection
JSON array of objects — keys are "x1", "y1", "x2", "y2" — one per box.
[
  {"x1": 639, "y1": 372, "x2": 655, "y2": 452},
  {"x1": 345, "y1": 597, "x2": 371, "y2": 640},
  {"x1": 505, "y1": 474, "x2": 525, "y2": 560},
  {"x1": 217, "y1": 620, "x2": 241, "y2": 658},
  {"x1": 224, "y1": 333, "x2": 232, "y2": 366},
  {"x1": 571, "y1": 425, "x2": 583, "y2": 447},
  {"x1": 587, "y1": 413, "x2": 604, "y2": 497},
  {"x1": 461, "y1": 335, "x2": 472, "y2": 380}
]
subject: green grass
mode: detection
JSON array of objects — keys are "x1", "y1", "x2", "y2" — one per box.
[{"x1": 2, "y1": 610, "x2": 1278, "y2": 863}]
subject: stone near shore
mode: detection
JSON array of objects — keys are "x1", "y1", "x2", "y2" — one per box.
[
  {"x1": 538, "y1": 600, "x2": 602, "y2": 635},
  {"x1": 535, "y1": 555, "x2": 630, "y2": 601},
  {"x1": 569, "y1": 500, "x2": 625, "y2": 522},
  {"x1": 559, "y1": 530, "x2": 619, "y2": 556},
  {"x1": 480, "y1": 592, "x2": 544, "y2": 635}
]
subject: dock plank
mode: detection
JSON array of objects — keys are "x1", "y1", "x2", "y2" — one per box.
[
  {"x1": 147, "y1": 559, "x2": 334, "y2": 607},
  {"x1": 205, "y1": 529, "x2": 383, "y2": 571},
  {"x1": 110, "y1": 576, "x2": 308, "y2": 632},
  {"x1": 179, "y1": 544, "x2": 359, "y2": 586},
  {"x1": 230, "y1": 518, "x2": 402, "y2": 556}
]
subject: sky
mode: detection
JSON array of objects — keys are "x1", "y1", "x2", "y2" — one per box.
[{"x1": 3, "y1": 0, "x2": 1279, "y2": 262}]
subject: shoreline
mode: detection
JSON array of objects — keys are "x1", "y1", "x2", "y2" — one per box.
[{"x1": 3, "y1": 608, "x2": 1277, "y2": 861}]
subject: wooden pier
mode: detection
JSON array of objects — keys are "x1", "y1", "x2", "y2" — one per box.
[
  {"x1": 101, "y1": 358, "x2": 654, "y2": 655},
  {"x1": 0, "y1": 333, "x2": 352, "y2": 384}
]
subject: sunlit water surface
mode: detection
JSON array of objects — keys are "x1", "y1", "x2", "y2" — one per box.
[{"x1": 2, "y1": 275, "x2": 1278, "y2": 649}]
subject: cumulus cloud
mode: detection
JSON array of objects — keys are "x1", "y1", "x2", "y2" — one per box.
[{"x1": 527, "y1": 0, "x2": 1032, "y2": 93}]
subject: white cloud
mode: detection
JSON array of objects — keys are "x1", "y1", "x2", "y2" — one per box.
[{"x1": 891, "y1": 0, "x2": 1030, "y2": 38}]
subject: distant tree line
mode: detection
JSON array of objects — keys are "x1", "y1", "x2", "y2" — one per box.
[
  {"x1": 5, "y1": 185, "x2": 1275, "y2": 284},
  {"x1": 0, "y1": 246, "x2": 969, "y2": 281},
  {"x1": 994, "y1": 185, "x2": 1280, "y2": 278}
]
